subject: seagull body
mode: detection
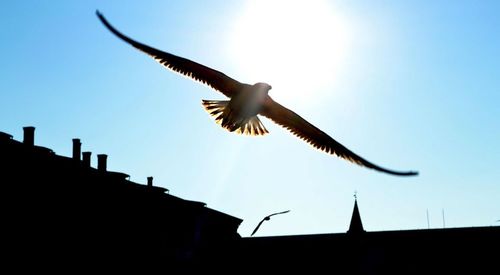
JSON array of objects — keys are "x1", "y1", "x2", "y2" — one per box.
[
  {"x1": 97, "y1": 11, "x2": 418, "y2": 176},
  {"x1": 251, "y1": 210, "x2": 291, "y2": 237}
]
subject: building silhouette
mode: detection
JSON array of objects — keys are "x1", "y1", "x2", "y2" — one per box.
[
  {"x1": 1, "y1": 126, "x2": 498, "y2": 273},
  {"x1": 1, "y1": 126, "x2": 240, "y2": 272},
  {"x1": 231, "y1": 200, "x2": 499, "y2": 274}
]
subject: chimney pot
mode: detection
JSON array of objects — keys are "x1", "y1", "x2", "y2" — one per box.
[
  {"x1": 82, "y1": 152, "x2": 92, "y2": 167},
  {"x1": 23, "y1": 126, "x2": 35, "y2": 146},
  {"x1": 97, "y1": 154, "x2": 107, "y2": 172},
  {"x1": 72, "y1": 138, "x2": 81, "y2": 161},
  {"x1": 147, "y1": 176, "x2": 153, "y2": 187}
]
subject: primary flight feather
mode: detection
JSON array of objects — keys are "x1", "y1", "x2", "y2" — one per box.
[{"x1": 96, "y1": 11, "x2": 418, "y2": 176}]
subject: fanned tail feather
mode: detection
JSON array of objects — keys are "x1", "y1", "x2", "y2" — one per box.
[
  {"x1": 202, "y1": 100, "x2": 228, "y2": 125},
  {"x1": 235, "y1": 116, "x2": 269, "y2": 136},
  {"x1": 202, "y1": 100, "x2": 268, "y2": 136}
]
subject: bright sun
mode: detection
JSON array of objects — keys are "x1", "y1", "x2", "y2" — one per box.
[{"x1": 228, "y1": 0, "x2": 352, "y2": 106}]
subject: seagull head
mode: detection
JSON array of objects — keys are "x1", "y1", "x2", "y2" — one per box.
[
  {"x1": 253, "y1": 82, "x2": 272, "y2": 102},
  {"x1": 254, "y1": 82, "x2": 272, "y2": 93}
]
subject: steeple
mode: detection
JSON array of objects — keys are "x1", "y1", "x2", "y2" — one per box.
[{"x1": 348, "y1": 192, "x2": 365, "y2": 234}]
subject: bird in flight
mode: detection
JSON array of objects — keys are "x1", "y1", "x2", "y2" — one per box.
[
  {"x1": 96, "y1": 11, "x2": 418, "y2": 177},
  {"x1": 251, "y1": 210, "x2": 291, "y2": 237}
]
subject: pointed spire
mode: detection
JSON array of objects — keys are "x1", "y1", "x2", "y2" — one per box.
[{"x1": 348, "y1": 192, "x2": 365, "y2": 234}]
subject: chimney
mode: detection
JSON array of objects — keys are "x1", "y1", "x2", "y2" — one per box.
[
  {"x1": 82, "y1": 152, "x2": 92, "y2": 167},
  {"x1": 23, "y1": 126, "x2": 35, "y2": 146},
  {"x1": 97, "y1": 154, "x2": 107, "y2": 172},
  {"x1": 147, "y1": 176, "x2": 153, "y2": 187},
  {"x1": 72, "y1": 138, "x2": 81, "y2": 161}
]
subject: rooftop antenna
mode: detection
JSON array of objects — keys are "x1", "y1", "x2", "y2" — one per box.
[
  {"x1": 442, "y1": 209, "x2": 446, "y2": 228},
  {"x1": 426, "y1": 209, "x2": 430, "y2": 229},
  {"x1": 354, "y1": 190, "x2": 358, "y2": 200}
]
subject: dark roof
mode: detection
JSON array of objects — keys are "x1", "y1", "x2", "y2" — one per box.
[
  {"x1": 0, "y1": 127, "x2": 241, "y2": 224},
  {"x1": 0, "y1": 131, "x2": 13, "y2": 140}
]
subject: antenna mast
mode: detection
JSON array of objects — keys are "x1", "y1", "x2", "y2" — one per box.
[
  {"x1": 442, "y1": 209, "x2": 446, "y2": 228},
  {"x1": 426, "y1": 209, "x2": 430, "y2": 229}
]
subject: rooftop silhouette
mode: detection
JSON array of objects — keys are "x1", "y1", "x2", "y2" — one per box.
[
  {"x1": 0, "y1": 126, "x2": 241, "y2": 272},
  {"x1": 1, "y1": 126, "x2": 497, "y2": 273}
]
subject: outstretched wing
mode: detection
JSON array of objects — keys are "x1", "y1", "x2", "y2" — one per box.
[
  {"x1": 268, "y1": 210, "x2": 291, "y2": 218},
  {"x1": 96, "y1": 11, "x2": 244, "y2": 98},
  {"x1": 260, "y1": 97, "x2": 418, "y2": 176},
  {"x1": 251, "y1": 219, "x2": 267, "y2": 237},
  {"x1": 251, "y1": 210, "x2": 290, "y2": 236}
]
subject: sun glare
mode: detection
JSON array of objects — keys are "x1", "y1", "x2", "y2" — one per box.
[{"x1": 229, "y1": 0, "x2": 352, "y2": 106}]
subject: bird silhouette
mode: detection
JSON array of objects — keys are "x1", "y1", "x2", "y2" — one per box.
[
  {"x1": 96, "y1": 11, "x2": 418, "y2": 177},
  {"x1": 251, "y1": 210, "x2": 291, "y2": 237}
]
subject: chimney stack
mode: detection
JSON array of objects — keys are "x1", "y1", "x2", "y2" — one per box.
[
  {"x1": 97, "y1": 154, "x2": 107, "y2": 172},
  {"x1": 72, "y1": 138, "x2": 81, "y2": 161},
  {"x1": 147, "y1": 176, "x2": 153, "y2": 187},
  {"x1": 82, "y1": 152, "x2": 92, "y2": 167},
  {"x1": 23, "y1": 126, "x2": 35, "y2": 146}
]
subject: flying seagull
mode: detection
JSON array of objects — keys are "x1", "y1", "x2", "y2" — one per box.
[
  {"x1": 96, "y1": 11, "x2": 418, "y2": 176},
  {"x1": 251, "y1": 210, "x2": 291, "y2": 237}
]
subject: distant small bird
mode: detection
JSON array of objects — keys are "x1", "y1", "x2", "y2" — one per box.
[
  {"x1": 96, "y1": 11, "x2": 418, "y2": 176},
  {"x1": 251, "y1": 210, "x2": 291, "y2": 237}
]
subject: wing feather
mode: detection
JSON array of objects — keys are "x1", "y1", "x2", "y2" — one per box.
[
  {"x1": 260, "y1": 97, "x2": 418, "y2": 176},
  {"x1": 97, "y1": 11, "x2": 243, "y2": 98}
]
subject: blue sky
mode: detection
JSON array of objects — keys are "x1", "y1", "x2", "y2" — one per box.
[{"x1": 1, "y1": 0, "x2": 498, "y2": 236}]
